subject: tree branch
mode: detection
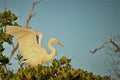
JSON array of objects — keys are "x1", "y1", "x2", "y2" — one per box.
[
  {"x1": 90, "y1": 41, "x2": 110, "y2": 54},
  {"x1": 90, "y1": 38, "x2": 120, "y2": 54},
  {"x1": 110, "y1": 38, "x2": 120, "y2": 52},
  {"x1": 25, "y1": 0, "x2": 41, "y2": 28},
  {"x1": 9, "y1": 43, "x2": 19, "y2": 60}
]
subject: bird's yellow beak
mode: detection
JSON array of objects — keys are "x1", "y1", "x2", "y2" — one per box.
[{"x1": 57, "y1": 41, "x2": 64, "y2": 47}]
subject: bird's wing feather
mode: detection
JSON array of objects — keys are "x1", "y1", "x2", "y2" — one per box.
[
  {"x1": 35, "y1": 31, "x2": 43, "y2": 47},
  {"x1": 6, "y1": 26, "x2": 43, "y2": 49},
  {"x1": 6, "y1": 26, "x2": 35, "y2": 39}
]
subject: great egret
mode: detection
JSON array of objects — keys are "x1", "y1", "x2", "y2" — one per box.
[{"x1": 6, "y1": 26, "x2": 64, "y2": 66}]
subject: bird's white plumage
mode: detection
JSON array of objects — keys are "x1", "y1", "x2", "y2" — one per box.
[
  {"x1": 6, "y1": 26, "x2": 43, "y2": 60},
  {"x1": 6, "y1": 26, "x2": 63, "y2": 66}
]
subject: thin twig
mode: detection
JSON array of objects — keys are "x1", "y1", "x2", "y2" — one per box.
[
  {"x1": 9, "y1": 43, "x2": 19, "y2": 60},
  {"x1": 90, "y1": 41, "x2": 110, "y2": 54},
  {"x1": 90, "y1": 38, "x2": 120, "y2": 54},
  {"x1": 25, "y1": 0, "x2": 41, "y2": 28},
  {"x1": 3, "y1": 64, "x2": 8, "y2": 72},
  {"x1": 110, "y1": 38, "x2": 120, "y2": 52}
]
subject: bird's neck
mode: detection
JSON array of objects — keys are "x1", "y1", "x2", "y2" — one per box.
[{"x1": 46, "y1": 41, "x2": 56, "y2": 62}]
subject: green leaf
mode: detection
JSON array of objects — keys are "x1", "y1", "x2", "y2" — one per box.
[{"x1": 0, "y1": 44, "x2": 4, "y2": 52}]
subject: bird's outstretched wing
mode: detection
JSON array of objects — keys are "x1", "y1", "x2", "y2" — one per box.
[
  {"x1": 6, "y1": 26, "x2": 43, "y2": 47},
  {"x1": 6, "y1": 26, "x2": 35, "y2": 39}
]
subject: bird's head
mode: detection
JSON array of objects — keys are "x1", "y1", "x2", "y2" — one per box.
[{"x1": 50, "y1": 38, "x2": 64, "y2": 46}]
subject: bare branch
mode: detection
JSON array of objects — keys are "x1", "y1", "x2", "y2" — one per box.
[
  {"x1": 90, "y1": 38, "x2": 120, "y2": 54},
  {"x1": 9, "y1": 43, "x2": 19, "y2": 60},
  {"x1": 110, "y1": 38, "x2": 120, "y2": 52},
  {"x1": 25, "y1": 0, "x2": 41, "y2": 28},
  {"x1": 90, "y1": 41, "x2": 110, "y2": 54},
  {"x1": 91, "y1": 36, "x2": 120, "y2": 79}
]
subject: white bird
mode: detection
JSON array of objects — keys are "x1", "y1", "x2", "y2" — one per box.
[{"x1": 6, "y1": 26, "x2": 64, "y2": 66}]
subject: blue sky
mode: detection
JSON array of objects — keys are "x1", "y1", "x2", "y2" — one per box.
[{"x1": 0, "y1": 0, "x2": 120, "y2": 77}]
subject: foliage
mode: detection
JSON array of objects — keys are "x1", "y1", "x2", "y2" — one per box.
[
  {"x1": 0, "y1": 10, "x2": 18, "y2": 70},
  {"x1": 0, "y1": 56, "x2": 111, "y2": 80},
  {"x1": 0, "y1": 10, "x2": 111, "y2": 80}
]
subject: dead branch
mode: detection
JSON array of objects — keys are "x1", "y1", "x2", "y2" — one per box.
[
  {"x1": 110, "y1": 38, "x2": 120, "y2": 52},
  {"x1": 25, "y1": 0, "x2": 41, "y2": 28},
  {"x1": 90, "y1": 38, "x2": 120, "y2": 54},
  {"x1": 90, "y1": 41, "x2": 110, "y2": 54},
  {"x1": 9, "y1": 43, "x2": 19, "y2": 60}
]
